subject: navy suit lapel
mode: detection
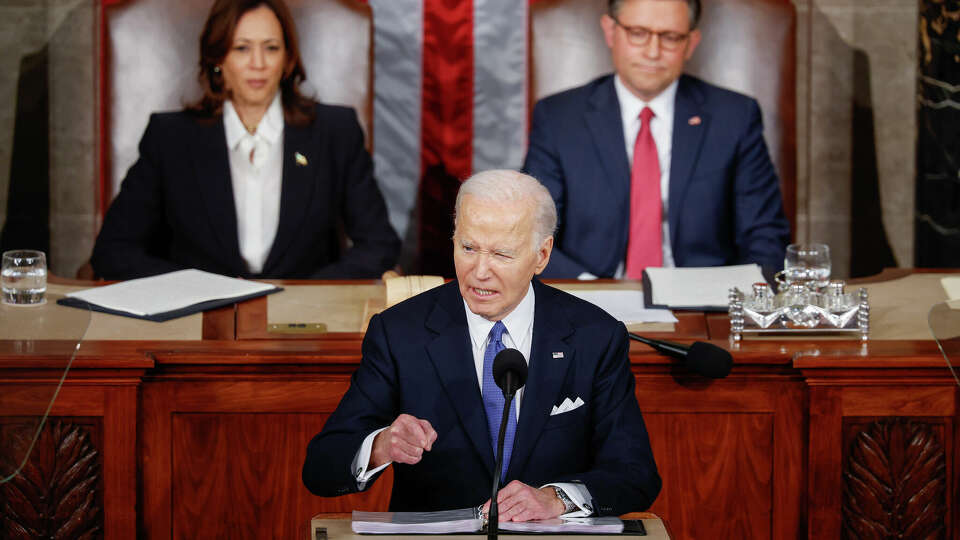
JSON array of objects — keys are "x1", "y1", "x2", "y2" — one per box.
[
  {"x1": 424, "y1": 282, "x2": 496, "y2": 476},
  {"x1": 585, "y1": 77, "x2": 631, "y2": 203},
  {"x1": 191, "y1": 117, "x2": 244, "y2": 272},
  {"x1": 263, "y1": 122, "x2": 317, "y2": 274},
  {"x1": 505, "y1": 281, "x2": 575, "y2": 481},
  {"x1": 669, "y1": 75, "x2": 709, "y2": 253}
]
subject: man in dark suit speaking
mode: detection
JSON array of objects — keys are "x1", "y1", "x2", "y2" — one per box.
[
  {"x1": 302, "y1": 170, "x2": 660, "y2": 520},
  {"x1": 523, "y1": 0, "x2": 790, "y2": 279}
]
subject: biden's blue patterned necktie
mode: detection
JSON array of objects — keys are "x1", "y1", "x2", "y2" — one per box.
[{"x1": 482, "y1": 321, "x2": 517, "y2": 482}]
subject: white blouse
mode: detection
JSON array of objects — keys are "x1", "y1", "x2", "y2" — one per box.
[{"x1": 222, "y1": 94, "x2": 284, "y2": 274}]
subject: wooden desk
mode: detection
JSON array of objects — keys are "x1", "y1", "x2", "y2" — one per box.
[{"x1": 1, "y1": 274, "x2": 957, "y2": 539}]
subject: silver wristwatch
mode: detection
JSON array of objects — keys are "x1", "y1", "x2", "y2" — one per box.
[{"x1": 552, "y1": 486, "x2": 576, "y2": 514}]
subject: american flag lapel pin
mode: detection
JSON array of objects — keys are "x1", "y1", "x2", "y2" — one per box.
[
  {"x1": 552, "y1": 352, "x2": 564, "y2": 359},
  {"x1": 688, "y1": 116, "x2": 702, "y2": 126},
  {"x1": 295, "y1": 152, "x2": 308, "y2": 166}
]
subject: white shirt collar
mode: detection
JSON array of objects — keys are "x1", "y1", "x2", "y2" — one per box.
[
  {"x1": 614, "y1": 75, "x2": 678, "y2": 129},
  {"x1": 464, "y1": 282, "x2": 536, "y2": 352},
  {"x1": 223, "y1": 93, "x2": 284, "y2": 149}
]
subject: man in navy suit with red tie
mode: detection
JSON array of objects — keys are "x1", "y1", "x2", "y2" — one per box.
[
  {"x1": 523, "y1": 0, "x2": 790, "y2": 279},
  {"x1": 302, "y1": 170, "x2": 660, "y2": 520}
]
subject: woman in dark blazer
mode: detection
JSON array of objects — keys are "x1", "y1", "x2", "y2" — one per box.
[{"x1": 92, "y1": 0, "x2": 400, "y2": 280}]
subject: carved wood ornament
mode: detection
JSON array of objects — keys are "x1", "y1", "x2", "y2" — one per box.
[
  {"x1": 842, "y1": 417, "x2": 946, "y2": 539},
  {"x1": 0, "y1": 421, "x2": 102, "y2": 539}
]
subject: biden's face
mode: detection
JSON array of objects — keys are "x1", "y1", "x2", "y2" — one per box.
[
  {"x1": 453, "y1": 195, "x2": 552, "y2": 321},
  {"x1": 601, "y1": 0, "x2": 701, "y2": 101},
  {"x1": 221, "y1": 5, "x2": 287, "y2": 117}
]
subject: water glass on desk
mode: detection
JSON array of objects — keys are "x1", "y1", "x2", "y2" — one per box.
[
  {"x1": 1, "y1": 250, "x2": 47, "y2": 305},
  {"x1": 783, "y1": 243, "x2": 830, "y2": 290}
]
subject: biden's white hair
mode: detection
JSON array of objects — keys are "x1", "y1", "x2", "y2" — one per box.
[{"x1": 453, "y1": 169, "x2": 558, "y2": 251}]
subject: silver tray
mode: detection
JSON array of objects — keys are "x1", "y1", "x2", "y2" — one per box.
[{"x1": 728, "y1": 286, "x2": 869, "y2": 341}]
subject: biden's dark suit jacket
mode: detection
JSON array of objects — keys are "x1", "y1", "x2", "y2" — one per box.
[
  {"x1": 523, "y1": 74, "x2": 790, "y2": 278},
  {"x1": 91, "y1": 103, "x2": 400, "y2": 280},
  {"x1": 302, "y1": 279, "x2": 661, "y2": 516}
]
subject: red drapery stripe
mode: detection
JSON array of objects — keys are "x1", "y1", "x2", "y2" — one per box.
[
  {"x1": 417, "y1": 0, "x2": 474, "y2": 274},
  {"x1": 98, "y1": 0, "x2": 133, "y2": 221},
  {"x1": 420, "y1": 0, "x2": 474, "y2": 181}
]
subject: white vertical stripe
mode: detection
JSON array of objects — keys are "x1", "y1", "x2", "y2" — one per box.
[
  {"x1": 368, "y1": 0, "x2": 423, "y2": 242},
  {"x1": 472, "y1": 0, "x2": 528, "y2": 172}
]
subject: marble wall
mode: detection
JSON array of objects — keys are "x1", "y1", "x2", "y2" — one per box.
[
  {"x1": 0, "y1": 0, "x2": 923, "y2": 278},
  {"x1": 0, "y1": 0, "x2": 97, "y2": 278},
  {"x1": 795, "y1": 0, "x2": 918, "y2": 277}
]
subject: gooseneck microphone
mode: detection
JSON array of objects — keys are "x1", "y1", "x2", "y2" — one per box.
[
  {"x1": 488, "y1": 348, "x2": 528, "y2": 538},
  {"x1": 628, "y1": 333, "x2": 733, "y2": 379},
  {"x1": 493, "y1": 348, "x2": 528, "y2": 399}
]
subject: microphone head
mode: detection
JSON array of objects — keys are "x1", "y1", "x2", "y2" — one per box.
[
  {"x1": 687, "y1": 342, "x2": 733, "y2": 378},
  {"x1": 492, "y1": 348, "x2": 528, "y2": 392}
]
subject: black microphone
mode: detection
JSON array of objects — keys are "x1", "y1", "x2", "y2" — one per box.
[
  {"x1": 628, "y1": 333, "x2": 733, "y2": 379},
  {"x1": 488, "y1": 348, "x2": 528, "y2": 538},
  {"x1": 493, "y1": 348, "x2": 528, "y2": 398}
]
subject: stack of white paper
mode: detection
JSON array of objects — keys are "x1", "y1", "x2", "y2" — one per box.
[
  {"x1": 942, "y1": 277, "x2": 960, "y2": 301},
  {"x1": 567, "y1": 290, "x2": 678, "y2": 324},
  {"x1": 500, "y1": 516, "x2": 624, "y2": 533},
  {"x1": 61, "y1": 269, "x2": 279, "y2": 321},
  {"x1": 646, "y1": 264, "x2": 767, "y2": 309},
  {"x1": 351, "y1": 509, "x2": 625, "y2": 535},
  {"x1": 351, "y1": 509, "x2": 482, "y2": 534}
]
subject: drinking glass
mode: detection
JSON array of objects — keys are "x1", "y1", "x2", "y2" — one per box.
[
  {"x1": 1, "y1": 250, "x2": 47, "y2": 305},
  {"x1": 783, "y1": 243, "x2": 830, "y2": 290}
]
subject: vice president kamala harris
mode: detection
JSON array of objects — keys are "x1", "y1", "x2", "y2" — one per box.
[{"x1": 92, "y1": 0, "x2": 400, "y2": 280}]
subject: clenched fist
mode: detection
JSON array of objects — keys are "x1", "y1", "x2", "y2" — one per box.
[{"x1": 370, "y1": 414, "x2": 438, "y2": 468}]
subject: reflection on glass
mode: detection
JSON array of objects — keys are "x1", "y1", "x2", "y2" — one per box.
[
  {"x1": 0, "y1": 293, "x2": 91, "y2": 485},
  {"x1": 928, "y1": 302, "x2": 960, "y2": 388}
]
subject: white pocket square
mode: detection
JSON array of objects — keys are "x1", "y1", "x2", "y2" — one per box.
[{"x1": 550, "y1": 396, "x2": 585, "y2": 416}]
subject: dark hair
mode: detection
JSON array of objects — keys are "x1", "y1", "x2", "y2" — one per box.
[
  {"x1": 608, "y1": 0, "x2": 701, "y2": 29},
  {"x1": 189, "y1": 0, "x2": 315, "y2": 126}
]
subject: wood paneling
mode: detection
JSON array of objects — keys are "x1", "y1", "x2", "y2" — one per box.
[
  {"x1": 0, "y1": 376, "x2": 140, "y2": 540},
  {"x1": 841, "y1": 386, "x2": 956, "y2": 416},
  {"x1": 0, "y1": 420, "x2": 103, "y2": 540},
  {"x1": 170, "y1": 413, "x2": 389, "y2": 539},
  {"x1": 1, "y1": 335, "x2": 958, "y2": 539},
  {"x1": 841, "y1": 418, "x2": 947, "y2": 539},
  {"x1": 808, "y1": 386, "x2": 844, "y2": 538},
  {"x1": 637, "y1": 374, "x2": 805, "y2": 540},
  {"x1": 102, "y1": 385, "x2": 137, "y2": 538},
  {"x1": 141, "y1": 379, "x2": 393, "y2": 537},
  {"x1": 646, "y1": 412, "x2": 774, "y2": 539},
  {"x1": 806, "y1": 372, "x2": 959, "y2": 540}
]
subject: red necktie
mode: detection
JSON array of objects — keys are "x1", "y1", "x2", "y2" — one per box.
[{"x1": 625, "y1": 107, "x2": 662, "y2": 278}]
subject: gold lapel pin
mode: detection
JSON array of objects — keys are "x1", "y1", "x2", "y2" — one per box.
[
  {"x1": 295, "y1": 152, "x2": 308, "y2": 166},
  {"x1": 688, "y1": 116, "x2": 702, "y2": 126}
]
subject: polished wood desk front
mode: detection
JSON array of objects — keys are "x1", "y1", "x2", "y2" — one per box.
[{"x1": 0, "y1": 274, "x2": 957, "y2": 539}]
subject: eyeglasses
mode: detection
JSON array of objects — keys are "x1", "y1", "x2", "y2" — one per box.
[{"x1": 612, "y1": 17, "x2": 691, "y2": 51}]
